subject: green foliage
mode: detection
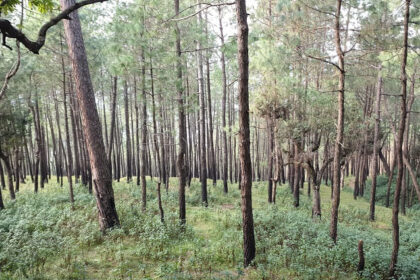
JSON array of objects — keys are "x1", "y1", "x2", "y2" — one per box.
[
  {"x1": 0, "y1": 100, "x2": 30, "y2": 151},
  {"x1": 0, "y1": 177, "x2": 419, "y2": 279},
  {"x1": 0, "y1": 0, "x2": 54, "y2": 15},
  {"x1": 364, "y1": 174, "x2": 420, "y2": 211}
]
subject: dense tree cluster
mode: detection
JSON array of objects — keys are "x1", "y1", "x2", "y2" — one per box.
[{"x1": 0, "y1": 0, "x2": 419, "y2": 277}]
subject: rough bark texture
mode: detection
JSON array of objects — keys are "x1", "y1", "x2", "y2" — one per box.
[
  {"x1": 236, "y1": 0, "x2": 256, "y2": 268},
  {"x1": 60, "y1": 0, "x2": 119, "y2": 231}
]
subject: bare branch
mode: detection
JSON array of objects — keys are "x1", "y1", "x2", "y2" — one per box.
[
  {"x1": 304, "y1": 52, "x2": 341, "y2": 71},
  {"x1": 297, "y1": 0, "x2": 336, "y2": 17},
  {"x1": 166, "y1": 2, "x2": 235, "y2": 23}
]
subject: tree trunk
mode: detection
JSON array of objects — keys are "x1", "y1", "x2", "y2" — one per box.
[
  {"x1": 0, "y1": 162, "x2": 5, "y2": 190},
  {"x1": 124, "y1": 80, "x2": 132, "y2": 183},
  {"x1": 219, "y1": 6, "x2": 229, "y2": 193},
  {"x1": 389, "y1": 0, "x2": 410, "y2": 276},
  {"x1": 174, "y1": 0, "x2": 187, "y2": 225},
  {"x1": 369, "y1": 68, "x2": 382, "y2": 221},
  {"x1": 108, "y1": 76, "x2": 117, "y2": 170},
  {"x1": 236, "y1": 0, "x2": 256, "y2": 267},
  {"x1": 14, "y1": 148, "x2": 20, "y2": 192},
  {"x1": 0, "y1": 151, "x2": 15, "y2": 200},
  {"x1": 140, "y1": 51, "x2": 148, "y2": 211},
  {"x1": 386, "y1": 139, "x2": 396, "y2": 207},
  {"x1": 267, "y1": 118, "x2": 274, "y2": 203},
  {"x1": 330, "y1": 0, "x2": 345, "y2": 243},
  {"x1": 60, "y1": 0, "x2": 120, "y2": 231},
  {"x1": 196, "y1": 4, "x2": 208, "y2": 207}
]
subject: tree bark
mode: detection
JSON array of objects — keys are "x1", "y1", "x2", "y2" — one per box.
[
  {"x1": 60, "y1": 0, "x2": 119, "y2": 231},
  {"x1": 174, "y1": 0, "x2": 187, "y2": 225},
  {"x1": 219, "y1": 6, "x2": 229, "y2": 193},
  {"x1": 124, "y1": 80, "x2": 132, "y2": 183},
  {"x1": 369, "y1": 68, "x2": 382, "y2": 221},
  {"x1": 140, "y1": 51, "x2": 148, "y2": 211},
  {"x1": 389, "y1": 0, "x2": 410, "y2": 276},
  {"x1": 0, "y1": 162, "x2": 5, "y2": 190},
  {"x1": 267, "y1": 117, "x2": 274, "y2": 203},
  {"x1": 236, "y1": 0, "x2": 256, "y2": 267},
  {"x1": 0, "y1": 150, "x2": 14, "y2": 200},
  {"x1": 108, "y1": 76, "x2": 117, "y2": 170},
  {"x1": 196, "y1": 3, "x2": 208, "y2": 207},
  {"x1": 330, "y1": 0, "x2": 345, "y2": 243}
]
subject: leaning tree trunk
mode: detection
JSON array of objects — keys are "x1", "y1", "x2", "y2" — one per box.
[
  {"x1": 60, "y1": 0, "x2": 120, "y2": 231},
  {"x1": 389, "y1": 0, "x2": 410, "y2": 276},
  {"x1": 236, "y1": 0, "x2": 256, "y2": 267}
]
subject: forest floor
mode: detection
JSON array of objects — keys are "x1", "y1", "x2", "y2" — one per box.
[{"x1": 0, "y1": 176, "x2": 419, "y2": 279}]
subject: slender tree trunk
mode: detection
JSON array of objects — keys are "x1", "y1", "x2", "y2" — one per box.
[
  {"x1": 0, "y1": 162, "x2": 5, "y2": 190},
  {"x1": 14, "y1": 148, "x2": 20, "y2": 192},
  {"x1": 369, "y1": 68, "x2": 382, "y2": 221},
  {"x1": 267, "y1": 117, "x2": 274, "y2": 203},
  {"x1": 53, "y1": 91, "x2": 64, "y2": 187},
  {"x1": 236, "y1": 0, "x2": 256, "y2": 267},
  {"x1": 63, "y1": 76, "x2": 74, "y2": 204},
  {"x1": 219, "y1": 6, "x2": 229, "y2": 193},
  {"x1": 204, "y1": 12, "x2": 216, "y2": 186},
  {"x1": 150, "y1": 58, "x2": 162, "y2": 184},
  {"x1": 134, "y1": 78, "x2": 140, "y2": 186},
  {"x1": 0, "y1": 152, "x2": 15, "y2": 200},
  {"x1": 0, "y1": 172, "x2": 3, "y2": 209},
  {"x1": 140, "y1": 51, "x2": 148, "y2": 211},
  {"x1": 196, "y1": 4, "x2": 208, "y2": 207},
  {"x1": 293, "y1": 143, "x2": 300, "y2": 207},
  {"x1": 108, "y1": 76, "x2": 118, "y2": 170},
  {"x1": 330, "y1": 0, "x2": 345, "y2": 243},
  {"x1": 389, "y1": 0, "x2": 410, "y2": 276},
  {"x1": 69, "y1": 83, "x2": 80, "y2": 184},
  {"x1": 60, "y1": 0, "x2": 120, "y2": 231},
  {"x1": 174, "y1": 0, "x2": 187, "y2": 225},
  {"x1": 157, "y1": 182, "x2": 164, "y2": 223},
  {"x1": 124, "y1": 80, "x2": 132, "y2": 182}
]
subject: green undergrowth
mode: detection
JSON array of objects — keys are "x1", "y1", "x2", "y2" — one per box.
[
  {"x1": 362, "y1": 174, "x2": 420, "y2": 211},
  {"x1": 0, "y1": 176, "x2": 419, "y2": 279}
]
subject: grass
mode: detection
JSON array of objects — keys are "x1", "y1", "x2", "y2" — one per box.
[{"x1": 0, "y1": 175, "x2": 419, "y2": 279}]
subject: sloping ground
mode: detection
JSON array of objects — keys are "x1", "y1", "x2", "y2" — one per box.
[{"x1": 0, "y1": 177, "x2": 419, "y2": 279}]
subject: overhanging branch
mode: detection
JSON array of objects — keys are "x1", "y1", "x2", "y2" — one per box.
[{"x1": 0, "y1": 0, "x2": 108, "y2": 54}]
